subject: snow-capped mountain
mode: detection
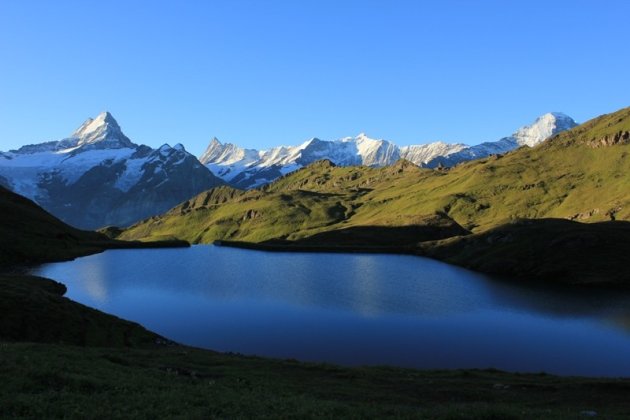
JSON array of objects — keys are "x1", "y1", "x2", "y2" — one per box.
[
  {"x1": 200, "y1": 112, "x2": 577, "y2": 189},
  {"x1": 0, "y1": 112, "x2": 223, "y2": 229},
  {"x1": 423, "y1": 112, "x2": 578, "y2": 168},
  {"x1": 201, "y1": 133, "x2": 404, "y2": 189}
]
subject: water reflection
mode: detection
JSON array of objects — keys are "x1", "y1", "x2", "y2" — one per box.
[{"x1": 28, "y1": 245, "x2": 630, "y2": 376}]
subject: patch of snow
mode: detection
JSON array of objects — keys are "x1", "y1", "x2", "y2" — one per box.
[
  {"x1": 114, "y1": 157, "x2": 146, "y2": 192},
  {"x1": 57, "y1": 148, "x2": 136, "y2": 185}
]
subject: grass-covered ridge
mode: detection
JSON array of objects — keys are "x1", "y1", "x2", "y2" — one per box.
[{"x1": 120, "y1": 106, "x2": 630, "y2": 243}]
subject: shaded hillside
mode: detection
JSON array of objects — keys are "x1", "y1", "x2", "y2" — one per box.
[
  {"x1": 0, "y1": 185, "x2": 108, "y2": 265},
  {"x1": 119, "y1": 106, "x2": 630, "y2": 245},
  {"x1": 0, "y1": 186, "x2": 187, "y2": 266},
  {"x1": 418, "y1": 219, "x2": 630, "y2": 288},
  {"x1": 0, "y1": 275, "x2": 160, "y2": 347}
]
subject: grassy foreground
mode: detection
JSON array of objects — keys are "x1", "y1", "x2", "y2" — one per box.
[{"x1": 4, "y1": 344, "x2": 630, "y2": 419}]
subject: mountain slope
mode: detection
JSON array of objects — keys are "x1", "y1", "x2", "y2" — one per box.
[
  {"x1": 0, "y1": 185, "x2": 111, "y2": 265},
  {"x1": 0, "y1": 112, "x2": 224, "y2": 229},
  {"x1": 120, "y1": 106, "x2": 629, "y2": 248},
  {"x1": 200, "y1": 112, "x2": 577, "y2": 188},
  {"x1": 0, "y1": 185, "x2": 187, "y2": 266}
]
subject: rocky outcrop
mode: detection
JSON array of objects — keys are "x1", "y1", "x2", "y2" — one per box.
[{"x1": 587, "y1": 131, "x2": 630, "y2": 148}]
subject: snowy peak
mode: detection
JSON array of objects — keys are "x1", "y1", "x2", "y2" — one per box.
[
  {"x1": 401, "y1": 141, "x2": 467, "y2": 165},
  {"x1": 199, "y1": 137, "x2": 259, "y2": 166},
  {"x1": 353, "y1": 134, "x2": 400, "y2": 166},
  {"x1": 70, "y1": 111, "x2": 135, "y2": 149},
  {"x1": 512, "y1": 112, "x2": 577, "y2": 147},
  {"x1": 199, "y1": 137, "x2": 228, "y2": 164},
  {"x1": 72, "y1": 112, "x2": 119, "y2": 137}
]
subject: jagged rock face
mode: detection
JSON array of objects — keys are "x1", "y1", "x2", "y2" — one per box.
[
  {"x1": 0, "y1": 113, "x2": 224, "y2": 229},
  {"x1": 200, "y1": 113, "x2": 577, "y2": 188}
]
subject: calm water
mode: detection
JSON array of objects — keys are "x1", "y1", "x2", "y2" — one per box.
[{"x1": 28, "y1": 245, "x2": 630, "y2": 377}]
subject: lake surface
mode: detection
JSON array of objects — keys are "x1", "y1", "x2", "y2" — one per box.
[{"x1": 29, "y1": 245, "x2": 630, "y2": 377}]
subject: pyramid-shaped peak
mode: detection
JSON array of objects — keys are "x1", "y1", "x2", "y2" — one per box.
[
  {"x1": 71, "y1": 111, "x2": 134, "y2": 149},
  {"x1": 94, "y1": 111, "x2": 120, "y2": 127}
]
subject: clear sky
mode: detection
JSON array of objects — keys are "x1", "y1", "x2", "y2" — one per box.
[{"x1": 1, "y1": 0, "x2": 629, "y2": 156}]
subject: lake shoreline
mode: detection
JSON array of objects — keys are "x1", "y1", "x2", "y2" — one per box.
[
  {"x1": 214, "y1": 239, "x2": 416, "y2": 255},
  {"x1": 214, "y1": 218, "x2": 630, "y2": 290}
]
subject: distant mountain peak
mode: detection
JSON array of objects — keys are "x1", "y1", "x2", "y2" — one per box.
[
  {"x1": 512, "y1": 112, "x2": 578, "y2": 147},
  {"x1": 70, "y1": 111, "x2": 134, "y2": 149}
]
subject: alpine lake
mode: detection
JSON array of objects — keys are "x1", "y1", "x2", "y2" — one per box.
[{"x1": 29, "y1": 245, "x2": 630, "y2": 377}]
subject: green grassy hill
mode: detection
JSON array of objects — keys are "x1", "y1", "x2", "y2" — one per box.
[{"x1": 119, "y1": 106, "x2": 630, "y2": 243}]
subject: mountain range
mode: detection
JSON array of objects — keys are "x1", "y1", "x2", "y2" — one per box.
[
  {"x1": 0, "y1": 112, "x2": 224, "y2": 229},
  {"x1": 200, "y1": 112, "x2": 577, "y2": 188},
  {"x1": 0, "y1": 110, "x2": 576, "y2": 229}
]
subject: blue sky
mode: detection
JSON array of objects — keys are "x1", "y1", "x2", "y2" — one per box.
[{"x1": 1, "y1": 0, "x2": 629, "y2": 156}]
